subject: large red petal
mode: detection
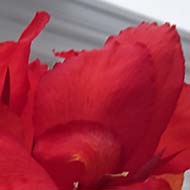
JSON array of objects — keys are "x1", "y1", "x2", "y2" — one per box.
[
  {"x1": 0, "y1": 11, "x2": 49, "y2": 114},
  {"x1": 105, "y1": 23, "x2": 184, "y2": 173},
  {"x1": 34, "y1": 42, "x2": 157, "y2": 173},
  {"x1": 0, "y1": 132, "x2": 58, "y2": 190},
  {"x1": 155, "y1": 84, "x2": 190, "y2": 173}
]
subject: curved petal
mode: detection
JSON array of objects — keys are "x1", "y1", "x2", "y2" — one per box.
[
  {"x1": 0, "y1": 60, "x2": 48, "y2": 152},
  {"x1": 33, "y1": 121, "x2": 121, "y2": 190},
  {"x1": 21, "y1": 59, "x2": 48, "y2": 152},
  {"x1": 155, "y1": 84, "x2": 190, "y2": 173},
  {"x1": 34, "y1": 42, "x2": 157, "y2": 173},
  {"x1": 105, "y1": 22, "x2": 185, "y2": 173},
  {"x1": 19, "y1": 11, "x2": 50, "y2": 42},
  {"x1": 0, "y1": 11, "x2": 49, "y2": 114},
  {"x1": 0, "y1": 132, "x2": 58, "y2": 190}
]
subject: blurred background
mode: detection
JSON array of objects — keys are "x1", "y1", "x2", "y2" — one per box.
[{"x1": 0, "y1": 0, "x2": 189, "y2": 189}]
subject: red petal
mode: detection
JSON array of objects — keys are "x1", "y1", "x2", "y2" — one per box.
[
  {"x1": 0, "y1": 105, "x2": 24, "y2": 142},
  {"x1": 0, "y1": 60, "x2": 47, "y2": 151},
  {"x1": 34, "y1": 42, "x2": 157, "y2": 173},
  {"x1": 0, "y1": 132, "x2": 58, "y2": 190},
  {"x1": 53, "y1": 49, "x2": 80, "y2": 59},
  {"x1": 21, "y1": 59, "x2": 48, "y2": 152},
  {"x1": 0, "y1": 42, "x2": 16, "y2": 106},
  {"x1": 19, "y1": 11, "x2": 50, "y2": 42},
  {"x1": 28, "y1": 59, "x2": 48, "y2": 96},
  {"x1": 106, "y1": 23, "x2": 184, "y2": 173},
  {"x1": 1, "y1": 68, "x2": 10, "y2": 106},
  {"x1": 0, "y1": 11, "x2": 50, "y2": 114},
  {"x1": 34, "y1": 23, "x2": 185, "y2": 178},
  {"x1": 102, "y1": 177, "x2": 171, "y2": 190},
  {"x1": 33, "y1": 121, "x2": 121, "y2": 190},
  {"x1": 155, "y1": 84, "x2": 190, "y2": 173}
]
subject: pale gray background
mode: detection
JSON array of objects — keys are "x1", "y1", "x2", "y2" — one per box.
[
  {"x1": 102, "y1": 0, "x2": 190, "y2": 31},
  {"x1": 0, "y1": 0, "x2": 189, "y2": 189}
]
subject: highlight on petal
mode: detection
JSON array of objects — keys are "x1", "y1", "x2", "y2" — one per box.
[
  {"x1": 0, "y1": 132, "x2": 58, "y2": 190},
  {"x1": 105, "y1": 22, "x2": 185, "y2": 173},
  {"x1": 0, "y1": 11, "x2": 50, "y2": 114},
  {"x1": 155, "y1": 84, "x2": 190, "y2": 173}
]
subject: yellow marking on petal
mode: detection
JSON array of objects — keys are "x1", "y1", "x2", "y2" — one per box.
[
  {"x1": 71, "y1": 154, "x2": 82, "y2": 161},
  {"x1": 105, "y1": 171, "x2": 129, "y2": 178},
  {"x1": 70, "y1": 153, "x2": 87, "y2": 168}
]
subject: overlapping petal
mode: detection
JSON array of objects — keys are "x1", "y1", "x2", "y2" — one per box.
[
  {"x1": 34, "y1": 121, "x2": 121, "y2": 190},
  {"x1": 105, "y1": 22, "x2": 185, "y2": 173},
  {"x1": 0, "y1": 11, "x2": 50, "y2": 151},
  {"x1": 155, "y1": 84, "x2": 190, "y2": 173},
  {"x1": 0, "y1": 11, "x2": 49, "y2": 114},
  {"x1": 0, "y1": 131, "x2": 58, "y2": 190},
  {"x1": 21, "y1": 59, "x2": 48, "y2": 151},
  {"x1": 34, "y1": 41, "x2": 157, "y2": 176}
]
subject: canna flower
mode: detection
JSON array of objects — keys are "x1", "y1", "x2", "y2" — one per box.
[{"x1": 0, "y1": 11, "x2": 189, "y2": 190}]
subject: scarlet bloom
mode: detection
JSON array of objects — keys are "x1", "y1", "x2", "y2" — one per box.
[{"x1": 0, "y1": 11, "x2": 189, "y2": 190}]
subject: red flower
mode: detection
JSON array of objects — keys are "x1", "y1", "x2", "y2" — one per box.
[{"x1": 0, "y1": 11, "x2": 189, "y2": 190}]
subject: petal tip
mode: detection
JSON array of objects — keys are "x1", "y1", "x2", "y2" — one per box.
[{"x1": 19, "y1": 10, "x2": 50, "y2": 42}]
